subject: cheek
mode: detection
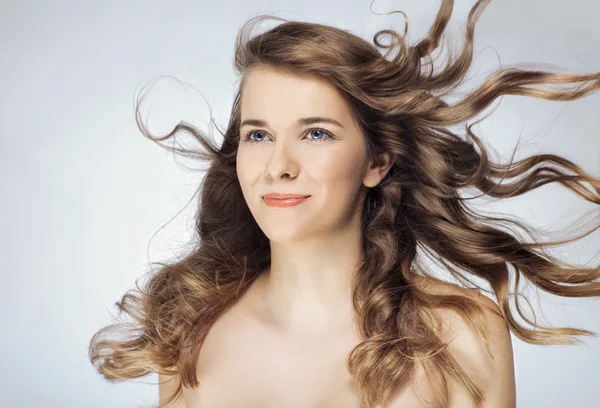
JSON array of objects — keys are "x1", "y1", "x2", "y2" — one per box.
[
  {"x1": 310, "y1": 152, "x2": 365, "y2": 219},
  {"x1": 314, "y1": 149, "x2": 365, "y2": 191}
]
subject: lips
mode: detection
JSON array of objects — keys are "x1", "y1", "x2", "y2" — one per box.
[
  {"x1": 262, "y1": 193, "x2": 311, "y2": 199},
  {"x1": 262, "y1": 194, "x2": 311, "y2": 208}
]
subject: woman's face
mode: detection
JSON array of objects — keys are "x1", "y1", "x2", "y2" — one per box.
[{"x1": 235, "y1": 66, "x2": 375, "y2": 243}]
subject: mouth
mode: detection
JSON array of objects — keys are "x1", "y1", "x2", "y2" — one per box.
[
  {"x1": 262, "y1": 194, "x2": 311, "y2": 199},
  {"x1": 262, "y1": 195, "x2": 311, "y2": 208}
]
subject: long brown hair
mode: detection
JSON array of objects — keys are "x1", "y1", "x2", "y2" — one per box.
[{"x1": 89, "y1": 0, "x2": 600, "y2": 407}]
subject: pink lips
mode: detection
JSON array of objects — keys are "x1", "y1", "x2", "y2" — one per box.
[{"x1": 262, "y1": 193, "x2": 311, "y2": 208}]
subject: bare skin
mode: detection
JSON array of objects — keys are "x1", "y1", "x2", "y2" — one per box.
[
  {"x1": 185, "y1": 270, "x2": 365, "y2": 408},
  {"x1": 160, "y1": 273, "x2": 510, "y2": 408}
]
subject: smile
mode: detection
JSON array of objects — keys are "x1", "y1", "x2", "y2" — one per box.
[{"x1": 263, "y1": 196, "x2": 310, "y2": 208}]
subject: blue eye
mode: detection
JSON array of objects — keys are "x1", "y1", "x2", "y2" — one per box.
[{"x1": 242, "y1": 128, "x2": 335, "y2": 144}]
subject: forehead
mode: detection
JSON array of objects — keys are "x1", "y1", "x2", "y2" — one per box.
[{"x1": 240, "y1": 66, "x2": 354, "y2": 123}]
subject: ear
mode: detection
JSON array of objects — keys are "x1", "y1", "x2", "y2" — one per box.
[{"x1": 362, "y1": 152, "x2": 396, "y2": 188}]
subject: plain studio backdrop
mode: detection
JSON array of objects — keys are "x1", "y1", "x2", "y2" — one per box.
[{"x1": 1, "y1": 0, "x2": 599, "y2": 407}]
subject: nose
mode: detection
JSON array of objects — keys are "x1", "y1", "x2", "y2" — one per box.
[{"x1": 264, "y1": 139, "x2": 300, "y2": 180}]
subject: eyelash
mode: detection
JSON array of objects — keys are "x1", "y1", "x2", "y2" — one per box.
[{"x1": 242, "y1": 127, "x2": 335, "y2": 144}]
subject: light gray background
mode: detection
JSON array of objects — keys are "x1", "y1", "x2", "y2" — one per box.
[{"x1": 1, "y1": 0, "x2": 599, "y2": 407}]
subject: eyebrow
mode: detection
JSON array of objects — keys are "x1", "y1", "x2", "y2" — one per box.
[{"x1": 239, "y1": 116, "x2": 345, "y2": 129}]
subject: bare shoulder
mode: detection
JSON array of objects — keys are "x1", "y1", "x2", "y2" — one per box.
[
  {"x1": 409, "y1": 274, "x2": 517, "y2": 407},
  {"x1": 410, "y1": 273, "x2": 500, "y2": 314}
]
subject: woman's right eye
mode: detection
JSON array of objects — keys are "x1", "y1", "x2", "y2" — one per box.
[{"x1": 243, "y1": 129, "x2": 270, "y2": 143}]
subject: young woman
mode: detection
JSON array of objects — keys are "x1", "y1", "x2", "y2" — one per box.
[{"x1": 89, "y1": 0, "x2": 600, "y2": 407}]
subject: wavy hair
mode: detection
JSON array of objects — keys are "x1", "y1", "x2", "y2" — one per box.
[{"x1": 89, "y1": 0, "x2": 600, "y2": 407}]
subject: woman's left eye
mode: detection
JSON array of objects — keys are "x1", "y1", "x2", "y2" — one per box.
[
  {"x1": 242, "y1": 128, "x2": 335, "y2": 143},
  {"x1": 304, "y1": 128, "x2": 334, "y2": 142}
]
